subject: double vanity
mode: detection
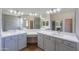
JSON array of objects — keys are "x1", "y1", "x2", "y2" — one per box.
[
  {"x1": 1, "y1": 29, "x2": 79, "y2": 51},
  {"x1": 38, "y1": 30, "x2": 79, "y2": 51}
]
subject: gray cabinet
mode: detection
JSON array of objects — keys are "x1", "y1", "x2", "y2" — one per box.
[
  {"x1": 38, "y1": 33, "x2": 44, "y2": 49},
  {"x1": 38, "y1": 33, "x2": 77, "y2": 51},
  {"x1": 2, "y1": 33, "x2": 27, "y2": 51},
  {"x1": 18, "y1": 34, "x2": 27, "y2": 50},
  {"x1": 43, "y1": 35, "x2": 55, "y2": 51},
  {"x1": 56, "y1": 38, "x2": 77, "y2": 51},
  {"x1": 56, "y1": 38, "x2": 64, "y2": 51},
  {"x1": 4, "y1": 36, "x2": 18, "y2": 51}
]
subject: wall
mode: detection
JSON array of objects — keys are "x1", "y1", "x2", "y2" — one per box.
[
  {"x1": 2, "y1": 14, "x2": 21, "y2": 31},
  {"x1": 75, "y1": 8, "x2": 79, "y2": 50},
  {"x1": 0, "y1": 9, "x2": 2, "y2": 50},
  {"x1": 76, "y1": 9, "x2": 79, "y2": 38},
  {"x1": 50, "y1": 9, "x2": 75, "y2": 32}
]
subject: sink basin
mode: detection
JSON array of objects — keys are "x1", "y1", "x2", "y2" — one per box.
[{"x1": 52, "y1": 32, "x2": 64, "y2": 36}]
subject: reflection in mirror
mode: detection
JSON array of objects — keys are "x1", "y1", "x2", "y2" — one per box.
[
  {"x1": 46, "y1": 21, "x2": 49, "y2": 26},
  {"x1": 2, "y1": 14, "x2": 22, "y2": 31},
  {"x1": 2, "y1": 8, "x2": 75, "y2": 33},
  {"x1": 42, "y1": 21, "x2": 45, "y2": 26},
  {"x1": 51, "y1": 8, "x2": 75, "y2": 33}
]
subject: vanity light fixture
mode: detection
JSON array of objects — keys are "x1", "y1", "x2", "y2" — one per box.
[
  {"x1": 29, "y1": 13, "x2": 38, "y2": 16},
  {"x1": 9, "y1": 10, "x2": 24, "y2": 16},
  {"x1": 46, "y1": 11, "x2": 50, "y2": 14},
  {"x1": 24, "y1": 17, "x2": 26, "y2": 19},
  {"x1": 17, "y1": 11, "x2": 21, "y2": 15},
  {"x1": 49, "y1": 9, "x2": 53, "y2": 13},
  {"x1": 29, "y1": 13, "x2": 32, "y2": 16},
  {"x1": 53, "y1": 9, "x2": 56, "y2": 13},
  {"x1": 10, "y1": 10, "x2": 14, "y2": 13},
  {"x1": 14, "y1": 10, "x2": 17, "y2": 14},
  {"x1": 56, "y1": 8, "x2": 61, "y2": 12},
  {"x1": 21, "y1": 12, "x2": 24, "y2": 15},
  {"x1": 34, "y1": 13, "x2": 37, "y2": 16}
]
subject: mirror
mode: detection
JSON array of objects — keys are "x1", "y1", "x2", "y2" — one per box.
[
  {"x1": 1, "y1": 8, "x2": 76, "y2": 33},
  {"x1": 42, "y1": 21, "x2": 45, "y2": 26},
  {"x1": 51, "y1": 8, "x2": 75, "y2": 33},
  {"x1": 2, "y1": 14, "x2": 23, "y2": 31}
]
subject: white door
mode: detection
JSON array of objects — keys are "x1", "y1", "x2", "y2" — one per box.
[
  {"x1": 18, "y1": 34, "x2": 27, "y2": 50},
  {"x1": 38, "y1": 33, "x2": 44, "y2": 49},
  {"x1": 44, "y1": 35, "x2": 55, "y2": 51}
]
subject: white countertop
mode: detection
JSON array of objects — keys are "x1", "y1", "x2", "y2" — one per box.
[
  {"x1": 1, "y1": 29, "x2": 79, "y2": 43},
  {"x1": 1, "y1": 30, "x2": 26, "y2": 38},
  {"x1": 38, "y1": 30, "x2": 79, "y2": 43},
  {"x1": 25, "y1": 29, "x2": 40, "y2": 35}
]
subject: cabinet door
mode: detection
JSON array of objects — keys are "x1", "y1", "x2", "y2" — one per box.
[
  {"x1": 18, "y1": 34, "x2": 27, "y2": 50},
  {"x1": 44, "y1": 35, "x2": 55, "y2": 51},
  {"x1": 38, "y1": 33, "x2": 44, "y2": 49},
  {"x1": 56, "y1": 38, "x2": 64, "y2": 51},
  {"x1": 5, "y1": 36, "x2": 17, "y2": 51},
  {"x1": 11, "y1": 35, "x2": 18, "y2": 51}
]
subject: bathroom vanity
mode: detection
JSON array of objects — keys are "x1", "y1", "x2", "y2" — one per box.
[
  {"x1": 38, "y1": 30, "x2": 79, "y2": 51},
  {"x1": 1, "y1": 30, "x2": 27, "y2": 51}
]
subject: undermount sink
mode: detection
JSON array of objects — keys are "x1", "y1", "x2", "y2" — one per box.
[{"x1": 52, "y1": 32, "x2": 64, "y2": 36}]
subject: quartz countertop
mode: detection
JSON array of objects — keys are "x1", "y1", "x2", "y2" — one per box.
[
  {"x1": 25, "y1": 29, "x2": 40, "y2": 35},
  {"x1": 38, "y1": 30, "x2": 79, "y2": 43},
  {"x1": 1, "y1": 30, "x2": 26, "y2": 38},
  {"x1": 1, "y1": 29, "x2": 79, "y2": 43}
]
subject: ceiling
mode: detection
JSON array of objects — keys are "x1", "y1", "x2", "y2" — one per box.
[
  {"x1": 2, "y1": 8, "x2": 75, "y2": 18},
  {"x1": 2, "y1": 8, "x2": 51, "y2": 17}
]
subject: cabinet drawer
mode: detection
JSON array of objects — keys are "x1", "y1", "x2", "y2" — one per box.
[
  {"x1": 18, "y1": 34, "x2": 26, "y2": 40},
  {"x1": 63, "y1": 40, "x2": 76, "y2": 48},
  {"x1": 63, "y1": 44, "x2": 76, "y2": 51}
]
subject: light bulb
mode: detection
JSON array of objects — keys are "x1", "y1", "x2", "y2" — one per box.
[
  {"x1": 34, "y1": 13, "x2": 37, "y2": 16},
  {"x1": 29, "y1": 13, "x2": 32, "y2": 16},
  {"x1": 14, "y1": 11, "x2": 17, "y2": 14},
  {"x1": 21, "y1": 12, "x2": 24, "y2": 15},
  {"x1": 53, "y1": 9, "x2": 56, "y2": 13},
  {"x1": 56, "y1": 8, "x2": 61, "y2": 12},
  {"x1": 49, "y1": 10, "x2": 53, "y2": 13},
  {"x1": 18, "y1": 11, "x2": 21, "y2": 15},
  {"x1": 10, "y1": 10, "x2": 13, "y2": 13},
  {"x1": 46, "y1": 11, "x2": 50, "y2": 14}
]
